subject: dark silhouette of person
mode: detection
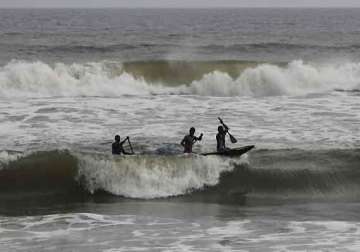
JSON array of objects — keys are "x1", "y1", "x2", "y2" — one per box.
[
  {"x1": 112, "y1": 135, "x2": 132, "y2": 155},
  {"x1": 181, "y1": 127, "x2": 203, "y2": 153},
  {"x1": 216, "y1": 125, "x2": 228, "y2": 152}
]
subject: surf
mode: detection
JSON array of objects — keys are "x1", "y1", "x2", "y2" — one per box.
[
  {"x1": 1, "y1": 148, "x2": 360, "y2": 201},
  {"x1": 1, "y1": 59, "x2": 360, "y2": 98},
  {"x1": 0, "y1": 150, "x2": 244, "y2": 199}
]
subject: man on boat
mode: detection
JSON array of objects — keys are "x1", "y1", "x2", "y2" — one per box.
[
  {"x1": 112, "y1": 135, "x2": 132, "y2": 155},
  {"x1": 181, "y1": 127, "x2": 203, "y2": 153},
  {"x1": 216, "y1": 125, "x2": 229, "y2": 152}
]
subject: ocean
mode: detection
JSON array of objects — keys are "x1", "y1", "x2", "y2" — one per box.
[{"x1": 0, "y1": 8, "x2": 360, "y2": 251}]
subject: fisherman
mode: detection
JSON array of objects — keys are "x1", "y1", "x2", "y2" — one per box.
[
  {"x1": 112, "y1": 135, "x2": 133, "y2": 155},
  {"x1": 216, "y1": 125, "x2": 228, "y2": 152},
  {"x1": 181, "y1": 127, "x2": 203, "y2": 153}
]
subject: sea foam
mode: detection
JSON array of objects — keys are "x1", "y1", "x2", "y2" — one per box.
[
  {"x1": 76, "y1": 153, "x2": 240, "y2": 199},
  {"x1": 0, "y1": 60, "x2": 359, "y2": 97}
]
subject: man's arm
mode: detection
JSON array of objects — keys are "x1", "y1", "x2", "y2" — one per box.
[
  {"x1": 181, "y1": 137, "x2": 186, "y2": 147},
  {"x1": 120, "y1": 137, "x2": 128, "y2": 145},
  {"x1": 119, "y1": 137, "x2": 133, "y2": 155},
  {"x1": 218, "y1": 117, "x2": 229, "y2": 131},
  {"x1": 194, "y1": 133, "x2": 203, "y2": 142}
]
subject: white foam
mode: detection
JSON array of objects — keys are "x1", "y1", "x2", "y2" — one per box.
[
  {"x1": 0, "y1": 151, "x2": 23, "y2": 168},
  {"x1": 1, "y1": 60, "x2": 360, "y2": 98},
  {"x1": 76, "y1": 153, "x2": 241, "y2": 198},
  {"x1": 0, "y1": 60, "x2": 165, "y2": 98},
  {"x1": 189, "y1": 60, "x2": 360, "y2": 96},
  {"x1": 2, "y1": 214, "x2": 360, "y2": 251},
  {"x1": 206, "y1": 220, "x2": 251, "y2": 236},
  {"x1": 0, "y1": 213, "x2": 138, "y2": 245}
]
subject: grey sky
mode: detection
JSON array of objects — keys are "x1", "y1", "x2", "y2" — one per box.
[{"x1": 1, "y1": 0, "x2": 360, "y2": 8}]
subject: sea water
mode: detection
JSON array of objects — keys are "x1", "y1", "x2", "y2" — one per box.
[{"x1": 0, "y1": 8, "x2": 360, "y2": 251}]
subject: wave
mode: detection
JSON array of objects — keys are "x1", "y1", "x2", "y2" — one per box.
[
  {"x1": 0, "y1": 150, "x2": 80, "y2": 195},
  {"x1": 0, "y1": 150, "x2": 23, "y2": 167},
  {"x1": 0, "y1": 150, "x2": 241, "y2": 199},
  {"x1": 1, "y1": 148, "x2": 360, "y2": 201},
  {"x1": 224, "y1": 149, "x2": 360, "y2": 199},
  {"x1": 1, "y1": 59, "x2": 360, "y2": 97},
  {"x1": 76, "y1": 152, "x2": 238, "y2": 198}
]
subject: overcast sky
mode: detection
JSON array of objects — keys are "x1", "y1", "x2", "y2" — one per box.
[{"x1": 1, "y1": 0, "x2": 360, "y2": 8}]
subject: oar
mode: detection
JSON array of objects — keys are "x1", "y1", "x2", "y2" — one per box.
[
  {"x1": 127, "y1": 137, "x2": 135, "y2": 154},
  {"x1": 218, "y1": 117, "x2": 238, "y2": 143}
]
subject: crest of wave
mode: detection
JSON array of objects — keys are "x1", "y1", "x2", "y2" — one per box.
[
  {"x1": 1, "y1": 60, "x2": 360, "y2": 97},
  {"x1": 0, "y1": 151, "x2": 23, "y2": 169},
  {"x1": 189, "y1": 60, "x2": 360, "y2": 96},
  {"x1": 0, "y1": 60, "x2": 165, "y2": 97},
  {"x1": 76, "y1": 153, "x2": 242, "y2": 199}
]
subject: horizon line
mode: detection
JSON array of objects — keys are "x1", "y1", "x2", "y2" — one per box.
[{"x1": 1, "y1": 6, "x2": 360, "y2": 9}]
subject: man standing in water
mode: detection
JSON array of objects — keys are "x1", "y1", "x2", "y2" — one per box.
[
  {"x1": 112, "y1": 135, "x2": 133, "y2": 155},
  {"x1": 181, "y1": 127, "x2": 203, "y2": 153}
]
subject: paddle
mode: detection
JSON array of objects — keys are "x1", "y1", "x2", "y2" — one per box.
[
  {"x1": 218, "y1": 117, "x2": 238, "y2": 143},
  {"x1": 127, "y1": 137, "x2": 135, "y2": 154},
  {"x1": 102, "y1": 136, "x2": 135, "y2": 154}
]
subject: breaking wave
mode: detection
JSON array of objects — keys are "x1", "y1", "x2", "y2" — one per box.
[
  {"x1": 1, "y1": 148, "x2": 360, "y2": 201},
  {"x1": 76, "y1": 153, "x2": 237, "y2": 199},
  {"x1": 1, "y1": 60, "x2": 360, "y2": 97},
  {"x1": 0, "y1": 150, "x2": 242, "y2": 199}
]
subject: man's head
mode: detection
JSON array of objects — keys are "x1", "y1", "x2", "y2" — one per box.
[
  {"x1": 218, "y1": 126, "x2": 224, "y2": 133},
  {"x1": 115, "y1": 135, "x2": 120, "y2": 142},
  {"x1": 189, "y1": 127, "x2": 195, "y2": 136}
]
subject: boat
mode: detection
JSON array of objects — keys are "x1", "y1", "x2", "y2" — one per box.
[{"x1": 201, "y1": 145, "x2": 255, "y2": 157}]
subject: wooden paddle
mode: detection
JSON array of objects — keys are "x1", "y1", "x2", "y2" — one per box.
[
  {"x1": 218, "y1": 117, "x2": 238, "y2": 143},
  {"x1": 127, "y1": 137, "x2": 135, "y2": 154},
  {"x1": 102, "y1": 136, "x2": 135, "y2": 154}
]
